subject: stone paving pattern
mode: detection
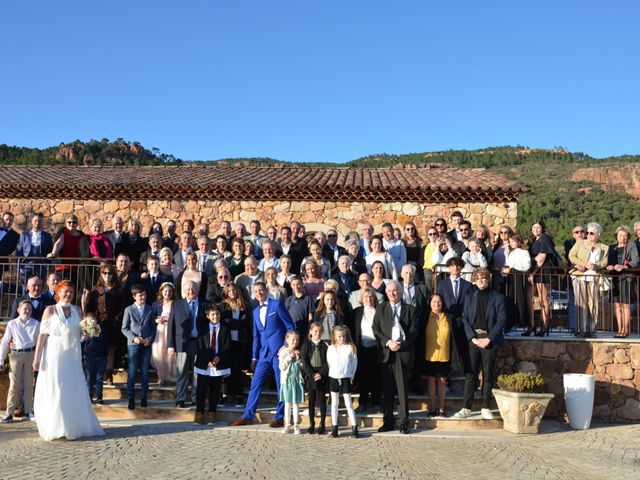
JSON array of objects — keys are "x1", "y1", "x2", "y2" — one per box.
[{"x1": 0, "y1": 420, "x2": 638, "y2": 480}]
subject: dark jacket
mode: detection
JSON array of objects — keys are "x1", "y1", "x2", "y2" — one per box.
[
  {"x1": 0, "y1": 228, "x2": 20, "y2": 257},
  {"x1": 300, "y1": 338, "x2": 329, "y2": 390},
  {"x1": 85, "y1": 285, "x2": 124, "y2": 349},
  {"x1": 194, "y1": 322, "x2": 231, "y2": 370},
  {"x1": 9, "y1": 294, "x2": 55, "y2": 321},
  {"x1": 121, "y1": 302, "x2": 157, "y2": 346},
  {"x1": 461, "y1": 289, "x2": 507, "y2": 348},
  {"x1": 436, "y1": 277, "x2": 473, "y2": 319},
  {"x1": 168, "y1": 298, "x2": 208, "y2": 354},
  {"x1": 16, "y1": 230, "x2": 53, "y2": 258},
  {"x1": 219, "y1": 301, "x2": 252, "y2": 343},
  {"x1": 372, "y1": 302, "x2": 419, "y2": 366},
  {"x1": 141, "y1": 271, "x2": 173, "y2": 304}
]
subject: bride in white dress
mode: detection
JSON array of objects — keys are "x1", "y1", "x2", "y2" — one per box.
[{"x1": 32, "y1": 281, "x2": 105, "y2": 441}]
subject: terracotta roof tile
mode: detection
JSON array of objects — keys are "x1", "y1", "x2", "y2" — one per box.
[{"x1": 0, "y1": 165, "x2": 526, "y2": 202}]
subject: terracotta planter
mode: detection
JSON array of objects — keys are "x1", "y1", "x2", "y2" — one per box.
[{"x1": 492, "y1": 389, "x2": 555, "y2": 434}]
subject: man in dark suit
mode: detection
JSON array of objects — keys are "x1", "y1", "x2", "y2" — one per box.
[
  {"x1": 331, "y1": 256, "x2": 358, "y2": 296},
  {"x1": 168, "y1": 280, "x2": 207, "y2": 407},
  {"x1": 452, "y1": 220, "x2": 473, "y2": 257},
  {"x1": 437, "y1": 257, "x2": 474, "y2": 379},
  {"x1": 138, "y1": 234, "x2": 164, "y2": 273},
  {"x1": 104, "y1": 215, "x2": 130, "y2": 258},
  {"x1": 229, "y1": 282, "x2": 295, "y2": 427},
  {"x1": 163, "y1": 219, "x2": 179, "y2": 254},
  {"x1": 400, "y1": 264, "x2": 430, "y2": 394},
  {"x1": 323, "y1": 229, "x2": 347, "y2": 271},
  {"x1": 9, "y1": 275, "x2": 55, "y2": 321},
  {"x1": 141, "y1": 255, "x2": 172, "y2": 304},
  {"x1": 116, "y1": 253, "x2": 140, "y2": 307},
  {"x1": 454, "y1": 268, "x2": 506, "y2": 421},
  {"x1": 373, "y1": 280, "x2": 419, "y2": 434},
  {"x1": 16, "y1": 213, "x2": 54, "y2": 286},
  {"x1": 173, "y1": 231, "x2": 194, "y2": 271},
  {"x1": 447, "y1": 210, "x2": 464, "y2": 243},
  {"x1": 0, "y1": 212, "x2": 20, "y2": 258}
]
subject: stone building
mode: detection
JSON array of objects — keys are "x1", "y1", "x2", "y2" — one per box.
[{"x1": 0, "y1": 164, "x2": 525, "y2": 235}]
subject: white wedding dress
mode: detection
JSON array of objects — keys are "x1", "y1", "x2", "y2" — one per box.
[{"x1": 34, "y1": 304, "x2": 105, "y2": 441}]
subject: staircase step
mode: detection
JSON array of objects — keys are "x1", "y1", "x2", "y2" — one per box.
[{"x1": 93, "y1": 400, "x2": 502, "y2": 431}]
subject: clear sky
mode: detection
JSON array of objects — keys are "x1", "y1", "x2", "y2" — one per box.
[{"x1": 1, "y1": 1, "x2": 638, "y2": 163}]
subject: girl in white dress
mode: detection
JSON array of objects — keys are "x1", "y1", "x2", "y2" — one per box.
[{"x1": 33, "y1": 281, "x2": 104, "y2": 441}]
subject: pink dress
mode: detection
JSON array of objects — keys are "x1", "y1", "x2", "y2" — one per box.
[{"x1": 150, "y1": 302, "x2": 177, "y2": 383}]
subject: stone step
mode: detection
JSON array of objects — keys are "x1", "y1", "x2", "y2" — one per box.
[
  {"x1": 101, "y1": 383, "x2": 494, "y2": 411},
  {"x1": 93, "y1": 400, "x2": 502, "y2": 431}
]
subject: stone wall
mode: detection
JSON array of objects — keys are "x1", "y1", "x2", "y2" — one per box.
[
  {"x1": 497, "y1": 339, "x2": 640, "y2": 422},
  {"x1": 0, "y1": 198, "x2": 517, "y2": 237}
]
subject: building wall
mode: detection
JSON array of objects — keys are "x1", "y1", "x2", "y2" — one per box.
[
  {"x1": 498, "y1": 339, "x2": 640, "y2": 422},
  {"x1": 1, "y1": 198, "x2": 517, "y2": 236}
]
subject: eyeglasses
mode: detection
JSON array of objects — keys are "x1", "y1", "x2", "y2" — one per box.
[
  {"x1": 218, "y1": 275, "x2": 229, "y2": 280},
  {"x1": 499, "y1": 230, "x2": 509, "y2": 235},
  {"x1": 587, "y1": 231, "x2": 596, "y2": 235},
  {"x1": 67, "y1": 221, "x2": 78, "y2": 225},
  {"x1": 435, "y1": 223, "x2": 446, "y2": 227},
  {"x1": 101, "y1": 272, "x2": 112, "y2": 275},
  {"x1": 405, "y1": 227, "x2": 415, "y2": 231},
  {"x1": 327, "y1": 234, "x2": 337, "y2": 238},
  {"x1": 459, "y1": 228, "x2": 469, "y2": 232},
  {"x1": 574, "y1": 230, "x2": 585, "y2": 234},
  {"x1": 427, "y1": 232, "x2": 437, "y2": 236}
]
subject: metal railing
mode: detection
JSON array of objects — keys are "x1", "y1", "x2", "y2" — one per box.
[
  {"x1": 431, "y1": 267, "x2": 640, "y2": 335},
  {"x1": 0, "y1": 257, "x2": 101, "y2": 320}
]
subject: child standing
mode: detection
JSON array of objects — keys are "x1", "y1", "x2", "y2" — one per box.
[
  {"x1": 313, "y1": 291, "x2": 345, "y2": 343},
  {"x1": 279, "y1": 330, "x2": 305, "y2": 435},
  {"x1": 326, "y1": 325, "x2": 358, "y2": 438},
  {"x1": 300, "y1": 322, "x2": 328, "y2": 434},
  {"x1": 0, "y1": 301, "x2": 40, "y2": 422},
  {"x1": 193, "y1": 305, "x2": 230, "y2": 425},
  {"x1": 81, "y1": 314, "x2": 108, "y2": 404}
]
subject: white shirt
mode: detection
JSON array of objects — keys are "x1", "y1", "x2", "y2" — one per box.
[
  {"x1": 390, "y1": 302, "x2": 405, "y2": 342},
  {"x1": 0, "y1": 317, "x2": 40, "y2": 363},
  {"x1": 360, "y1": 307, "x2": 377, "y2": 347},
  {"x1": 506, "y1": 248, "x2": 532, "y2": 272},
  {"x1": 327, "y1": 344, "x2": 358, "y2": 380},
  {"x1": 403, "y1": 283, "x2": 415, "y2": 305},
  {"x1": 383, "y1": 238, "x2": 407, "y2": 274},
  {"x1": 259, "y1": 303, "x2": 268, "y2": 327},
  {"x1": 30, "y1": 230, "x2": 42, "y2": 247}
]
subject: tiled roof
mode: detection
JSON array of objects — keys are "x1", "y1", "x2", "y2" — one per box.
[{"x1": 0, "y1": 165, "x2": 526, "y2": 202}]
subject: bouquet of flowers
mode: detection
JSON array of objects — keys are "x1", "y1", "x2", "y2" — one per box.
[{"x1": 80, "y1": 316, "x2": 101, "y2": 338}]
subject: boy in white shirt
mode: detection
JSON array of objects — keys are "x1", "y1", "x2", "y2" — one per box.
[{"x1": 1, "y1": 300, "x2": 40, "y2": 422}]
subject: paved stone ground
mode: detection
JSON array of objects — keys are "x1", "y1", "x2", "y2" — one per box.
[{"x1": 0, "y1": 419, "x2": 638, "y2": 480}]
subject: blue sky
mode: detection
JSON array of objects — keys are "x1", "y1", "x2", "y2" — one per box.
[{"x1": 1, "y1": 1, "x2": 638, "y2": 162}]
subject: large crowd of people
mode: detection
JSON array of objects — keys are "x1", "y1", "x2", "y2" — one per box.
[{"x1": 0, "y1": 209, "x2": 636, "y2": 439}]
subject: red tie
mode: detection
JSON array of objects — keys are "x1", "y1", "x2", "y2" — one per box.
[{"x1": 210, "y1": 326, "x2": 217, "y2": 354}]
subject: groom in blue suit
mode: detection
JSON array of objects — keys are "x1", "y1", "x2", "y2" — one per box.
[{"x1": 229, "y1": 282, "x2": 294, "y2": 427}]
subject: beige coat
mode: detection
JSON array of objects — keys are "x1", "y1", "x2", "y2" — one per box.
[{"x1": 568, "y1": 239, "x2": 608, "y2": 276}]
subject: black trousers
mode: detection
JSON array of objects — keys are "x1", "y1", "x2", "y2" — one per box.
[
  {"x1": 227, "y1": 340, "x2": 249, "y2": 398},
  {"x1": 356, "y1": 345, "x2": 381, "y2": 407},
  {"x1": 462, "y1": 341, "x2": 496, "y2": 409},
  {"x1": 381, "y1": 353, "x2": 410, "y2": 427},
  {"x1": 307, "y1": 384, "x2": 327, "y2": 426},
  {"x1": 196, "y1": 374, "x2": 223, "y2": 413}
]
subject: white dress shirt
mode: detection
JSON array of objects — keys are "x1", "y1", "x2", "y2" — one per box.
[{"x1": 0, "y1": 317, "x2": 40, "y2": 363}]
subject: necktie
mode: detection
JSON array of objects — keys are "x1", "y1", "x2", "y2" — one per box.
[
  {"x1": 210, "y1": 325, "x2": 217, "y2": 354},
  {"x1": 190, "y1": 301, "x2": 196, "y2": 322},
  {"x1": 453, "y1": 279, "x2": 459, "y2": 301}
]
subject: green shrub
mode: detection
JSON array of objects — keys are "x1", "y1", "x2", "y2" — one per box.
[{"x1": 497, "y1": 372, "x2": 546, "y2": 393}]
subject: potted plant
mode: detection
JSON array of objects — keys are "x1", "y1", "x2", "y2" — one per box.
[{"x1": 492, "y1": 372, "x2": 555, "y2": 434}]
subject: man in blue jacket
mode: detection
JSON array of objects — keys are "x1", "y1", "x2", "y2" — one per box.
[
  {"x1": 454, "y1": 268, "x2": 506, "y2": 421},
  {"x1": 229, "y1": 282, "x2": 294, "y2": 428}
]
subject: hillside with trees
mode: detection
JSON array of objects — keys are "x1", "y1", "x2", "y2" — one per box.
[{"x1": 2, "y1": 141, "x2": 638, "y2": 243}]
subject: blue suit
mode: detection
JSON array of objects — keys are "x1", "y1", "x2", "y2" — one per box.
[
  {"x1": 16, "y1": 229, "x2": 53, "y2": 287},
  {"x1": 242, "y1": 298, "x2": 295, "y2": 421}
]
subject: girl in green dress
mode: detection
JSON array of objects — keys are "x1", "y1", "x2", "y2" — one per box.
[{"x1": 279, "y1": 330, "x2": 305, "y2": 435}]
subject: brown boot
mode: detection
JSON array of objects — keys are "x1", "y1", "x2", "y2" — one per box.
[
  {"x1": 205, "y1": 412, "x2": 217, "y2": 425},
  {"x1": 192, "y1": 411, "x2": 206, "y2": 425},
  {"x1": 269, "y1": 419, "x2": 284, "y2": 428},
  {"x1": 229, "y1": 417, "x2": 251, "y2": 426}
]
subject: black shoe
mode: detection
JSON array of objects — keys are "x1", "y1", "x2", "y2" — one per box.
[
  {"x1": 316, "y1": 425, "x2": 326, "y2": 435},
  {"x1": 176, "y1": 401, "x2": 185, "y2": 408},
  {"x1": 140, "y1": 399, "x2": 148, "y2": 408},
  {"x1": 521, "y1": 326, "x2": 536, "y2": 337},
  {"x1": 218, "y1": 397, "x2": 228, "y2": 406},
  {"x1": 352, "y1": 426, "x2": 359, "y2": 438},
  {"x1": 331, "y1": 426, "x2": 339, "y2": 438},
  {"x1": 96, "y1": 398, "x2": 104, "y2": 405},
  {"x1": 308, "y1": 423, "x2": 315, "y2": 434},
  {"x1": 399, "y1": 424, "x2": 410, "y2": 434},
  {"x1": 535, "y1": 326, "x2": 550, "y2": 337},
  {"x1": 378, "y1": 424, "x2": 394, "y2": 432},
  {"x1": 128, "y1": 399, "x2": 135, "y2": 411},
  {"x1": 584, "y1": 332, "x2": 597, "y2": 338},
  {"x1": 427, "y1": 408, "x2": 437, "y2": 417}
]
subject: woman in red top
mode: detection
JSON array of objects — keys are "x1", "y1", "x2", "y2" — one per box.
[{"x1": 48, "y1": 215, "x2": 84, "y2": 280}]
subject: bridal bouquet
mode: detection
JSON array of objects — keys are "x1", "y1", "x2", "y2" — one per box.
[{"x1": 80, "y1": 316, "x2": 101, "y2": 338}]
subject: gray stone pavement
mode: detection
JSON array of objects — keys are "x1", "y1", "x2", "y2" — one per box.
[{"x1": 0, "y1": 419, "x2": 638, "y2": 480}]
